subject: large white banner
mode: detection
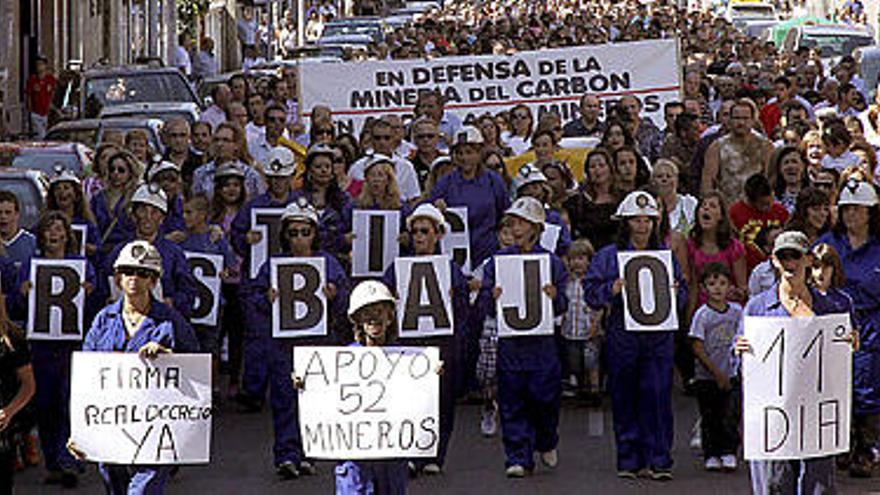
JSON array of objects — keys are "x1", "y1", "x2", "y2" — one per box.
[
  {"x1": 742, "y1": 314, "x2": 853, "y2": 460},
  {"x1": 495, "y1": 254, "x2": 554, "y2": 337},
  {"x1": 27, "y1": 259, "x2": 86, "y2": 341},
  {"x1": 395, "y1": 255, "x2": 454, "y2": 338},
  {"x1": 617, "y1": 250, "x2": 678, "y2": 332},
  {"x1": 301, "y1": 39, "x2": 680, "y2": 135},
  {"x1": 293, "y1": 346, "x2": 440, "y2": 459},
  {"x1": 69, "y1": 352, "x2": 212, "y2": 464}
]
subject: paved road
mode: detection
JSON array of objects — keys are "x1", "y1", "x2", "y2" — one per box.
[{"x1": 16, "y1": 390, "x2": 878, "y2": 494}]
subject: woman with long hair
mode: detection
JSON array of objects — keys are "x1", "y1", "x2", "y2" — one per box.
[
  {"x1": 502, "y1": 104, "x2": 534, "y2": 155},
  {"x1": 784, "y1": 187, "x2": 832, "y2": 245},
  {"x1": 652, "y1": 159, "x2": 697, "y2": 237},
  {"x1": 564, "y1": 148, "x2": 619, "y2": 250},
  {"x1": 45, "y1": 170, "x2": 101, "y2": 266},
  {"x1": 89, "y1": 150, "x2": 141, "y2": 256},
  {"x1": 769, "y1": 146, "x2": 810, "y2": 213},
  {"x1": 477, "y1": 114, "x2": 512, "y2": 157},
  {"x1": 293, "y1": 144, "x2": 353, "y2": 258}
]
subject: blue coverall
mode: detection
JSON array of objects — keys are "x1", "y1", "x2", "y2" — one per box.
[
  {"x1": 382, "y1": 257, "x2": 469, "y2": 469},
  {"x1": 243, "y1": 250, "x2": 350, "y2": 468},
  {"x1": 158, "y1": 195, "x2": 185, "y2": 236},
  {"x1": 104, "y1": 237, "x2": 196, "y2": 318},
  {"x1": 583, "y1": 242, "x2": 686, "y2": 473},
  {"x1": 479, "y1": 245, "x2": 569, "y2": 470},
  {"x1": 290, "y1": 188, "x2": 353, "y2": 258},
  {"x1": 82, "y1": 297, "x2": 199, "y2": 494},
  {"x1": 90, "y1": 191, "x2": 135, "y2": 256},
  {"x1": 15, "y1": 254, "x2": 96, "y2": 474},
  {"x1": 229, "y1": 191, "x2": 296, "y2": 400},
  {"x1": 740, "y1": 283, "x2": 841, "y2": 494}
]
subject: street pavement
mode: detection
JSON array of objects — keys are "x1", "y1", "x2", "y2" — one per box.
[{"x1": 16, "y1": 389, "x2": 879, "y2": 494}]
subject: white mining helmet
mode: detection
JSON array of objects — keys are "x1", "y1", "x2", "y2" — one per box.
[{"x1": 113, "y1": 240, "x2": 163, "y2": 276}]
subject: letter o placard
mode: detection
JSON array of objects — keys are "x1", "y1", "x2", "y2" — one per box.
[{"x1": 617, "y1": 250, "x2": 678, "y2": 331}]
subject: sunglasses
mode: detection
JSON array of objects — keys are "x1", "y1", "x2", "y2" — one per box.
[
  {"x1": 266, "y1": 116, "x2": 286, "y2": 123},
  {"x1": 410, "y1": 227, "x2": 433, "y2": 236},
  {"x1": 373, "y1": 135, "x2": 393, "y2": 141},
  {"x1": 416, "y1": 134, "x2": 437, "y2": 140},
  {"x1": 315, "y1": 129, "x2": 333, "y2": 136},
  {"x1": 287, "y1": 227, "x2": 313, "y2": 238},
  {"x1": 110, "y1": 167, "x2": 129, "y2": 174},
  {"x1": 117, "y1": 267, "x2": 155, "y2": 278},
  {"x1": 776, "y1": 250, "x2": 803, "y2": 261},
  {"x1": 512, "y1": 113, "x2": 529, "y2": 120}
]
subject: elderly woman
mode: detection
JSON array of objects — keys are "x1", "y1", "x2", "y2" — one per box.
[{"x1": 72, "y1": 240, "x2": 198, "y2": 494}]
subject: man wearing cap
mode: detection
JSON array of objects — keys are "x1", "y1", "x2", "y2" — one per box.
[
  {"x1": 584, "y1": 191, "x2": 686, "y2": 480},
  {"x1": 478, "y1": 196, "x2": 568, "y2": 478},
  {"x1": 429, "y1": 125, "x2": 510, "y2": 271},
  {"x1": 381, "y1": 204, "x2": 469, "y2": 476},
  {"x1": 231, "y1": 146, "x2": 300, "y2": 411},
  {"x1": 104, "y1": 184, "x2": 197, "y2": 319},
  {"x1": 348, "y1": 120, "x2": 422, "y2": 204},
  {"x1": 147, "y1": 160, "x2": 186, "y2": 242},
  {"x1": 75, "y1": 240, "x2": 198, "y2": 493},
  {"x1": 737, "y1": 230, "x2": 858, "y2": 492},
  {"x1": 815, "y1": 179, "x2": 880, "y2": 477}
]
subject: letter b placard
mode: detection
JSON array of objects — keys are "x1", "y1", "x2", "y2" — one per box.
[
  {"x1": 617, "y1": 250, "x2": 678, "y2": 331},
  {"x1": 271, "y1": 257, "x2": 327, "y2": 338}
]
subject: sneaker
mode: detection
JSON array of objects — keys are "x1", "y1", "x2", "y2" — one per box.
[
  {"x1": 480, "y1": 406, "x2": 498, "y2": 437},
  {"x1": 540, "y1": 449, "x2": 558, "y2": 468},
  {"x1": 617, "y1": 469, "x2": 638, "y2": 479},
  {"x1": 505, "y1": 465, "x2": 526, "y2": 478},
  {"x1": 721, "y1": 455, "x2": 737, "y2": 471},
  {"x1": 422, "y1": 463, "x2": 441, "y2": 475},
  {"x1": 299, "y1": 460, "x2": 317, "y2": 475},
  {"x1": 649, "y1": 468, "x2": 673, "y2": 481},
  {"x1": 276, "y1": 461, "x2": 300, "y2": 480},
  {"x1": 704, "y1": 457, "x2": 722, "y2": 471}
]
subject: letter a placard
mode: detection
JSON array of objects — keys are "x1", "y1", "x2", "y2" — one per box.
[
  {"x1": 271, "y1": 257, "x2": 327, "y2": 338},
  {"x1": 395, "y1": 255, "x2": 454, "y2": 337},
  {"x1": 742, "y1": 314, "x2": 853, "y2": 460},
  {"x1": 352, "y1": 209, "x2": 400, "y2": 277},
  {"x1": 617, "y1": 250, "x2": 677, "y2": 331},
  {"x1": 27, "y1": 259, "x2": 86, "y2": 341},
  {"x1": 495, "y1": 254, "x2": 553, "y2": 337}
]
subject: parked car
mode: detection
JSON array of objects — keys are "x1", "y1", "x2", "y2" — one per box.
[
  {"x1": 782, "y1": 24, "x2": 874, "y2": 66},
  {"x1": 98, "y1": 102, "x2": 200, "y2": 124},
  {"x1": 319, "y1": 17, "x2": 386, "y2": 43},
  {"x1": 54, "y1": 63, "x2": 200, "y2": 121},
  {"x1": 725, "y1": 0, "x2": 778, "y2": 24},
  {"x1": 856, "y1": 45, "x2": 880, "y2": 103},
  {"x1": 45, "y1": 117, "x2": 163, "y2": 150},
  {"x1": 0, "y1": 168, "x2": 48, "y2": 229},
  {"x1": 0, "y1": 142, "x2": 93, "y2": 176}
]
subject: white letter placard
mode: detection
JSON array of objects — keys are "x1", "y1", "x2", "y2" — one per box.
[
  {"x1": 743, "y1": 314, "x2": 853, "y2": 460},
  {"x1": 27, "y1": 259, "x2": 86, "y2": 341},
  {"x1": 617, "y1": 250, "x2": 678, "y2": 331},
  {"x1": 440, "y1": 207, "x2": 471, "y2": 275},
  {"x1": 249, "y1": 207, "x2": 285, "y2": 279},
  {"x1": 293, "y1": 346, "x2": 440, "y2": 459},
  {"x1": 271, "y1": 257, "x2": 327, "y2": 338},
  {"x1": 352, "y1": 209, "x2": 400, "y2": 277},
  {"x1": 184, "y1": 252, "x2": 223, "y2": 326},
  {"x1": 495, "y1": 254, "x2": 553, "y2": 337},
  {"x1": 395, "y1": 255, "x2": 453, "y2": 338},
  {"x1": 69, "y1": 352, "x2": 212, "y2": 464}
]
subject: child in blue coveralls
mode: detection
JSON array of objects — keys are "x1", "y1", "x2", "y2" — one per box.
[
  {"x1": 335, "y1": 280, "x2": 409, "y2": 495},
  {"x1": 179, "y1": 194, "x2": 237, "y2": 396},
  {"x1": 69, "y1": 240, "x2": 199, "y2": 494},
  {"x1": 511, "y1": 163, "x2": 572, "y2": 256},
  {"x1": 16, "y1": 212, "x2": 97, "y2": 487},
  {"x1": 584, "y1": 190, "x2": 687, "y2": 481},
  {"x1": 689, "y1": 262, "x2": 742, "y2": 472},
  {"x1": 479, "y1": 196, "x2": 568, "y2": 478}
]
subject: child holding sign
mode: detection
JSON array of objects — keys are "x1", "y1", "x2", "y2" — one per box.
[
  {"x1": 689, "y1": 262, "x2": 742, "y2": 472},
  {"x1": 335, "y1": 280, "x2": 409, "y2": 494}
]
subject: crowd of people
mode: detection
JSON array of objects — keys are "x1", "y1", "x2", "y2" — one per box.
[{"x1": 2, "y1": 0, "x2": 880, "y2": 493}]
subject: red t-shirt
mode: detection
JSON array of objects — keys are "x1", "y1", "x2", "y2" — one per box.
[
  {"x1": 26, "y1": 73, "x2": 57, "y2": 116},
  {"x1": 729, "y1": 199, "x2": 790, "y2": 273},
  {"x1": 759, "y1": 102, "x2": 781, "y2": 137}
]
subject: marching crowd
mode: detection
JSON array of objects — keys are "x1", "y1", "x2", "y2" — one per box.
[{"x1": 2, "y1": 0, "x2": 880, "y2": 493}]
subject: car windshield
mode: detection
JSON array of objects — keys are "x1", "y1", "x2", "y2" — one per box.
[
  {"x1": 84, "y1": 73, "x2": 195, "y2": 117},
  {"x1": 0, "y1": 178, "x2": 42, "y2": 229},
  {"x1": 11, "y1": 152, "x2": 83, "y2": 175},
  {"x1": 802, "y1": 34, "x2": 873, "y2": 58}
]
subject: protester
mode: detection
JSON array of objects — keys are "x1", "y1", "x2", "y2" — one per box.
[
  {"x1": 0, "y1": 290, "x2": 35, "y2": 493},
  {"x1": 89, "y1": 151, "x2": 141, "y2": 256}
]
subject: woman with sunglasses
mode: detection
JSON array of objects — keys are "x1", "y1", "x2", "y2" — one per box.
[
  {"x1": 501, "y1": 104, "x2": 534, "y2": 156},
  {"x1": 15, "y1": 211, "x2": 96, "y2": 487},
  {"x1": 90, "y1": 150, "x2": 141, "y2": 257},
  {"x1": 104, "y1": 184, "x2": 196, "y2": 319},
  {"x1": 815, "y1": 179, "x2": 880, "y2": 478},
  {"x1": 476, "y1": 114, "x2": 512, "y2": 157},
  {"x1": 293, "y1": 144, "x2": 352, "y2": 260},
  {"x1": 45, "y1": 169, "x2": 101, "y2": 268},
  {"x1": 735, "y1": 231, "x2": 858, "y2": 493},
  {"x1": 244, "y1": 199, "x2": 349, "y2": 480},
  {"x1": 71, "y1": 240, "x2": 198, "y2": 493}
]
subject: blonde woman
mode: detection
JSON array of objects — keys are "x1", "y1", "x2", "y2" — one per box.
[{"x1": 89, "y1": 150, "x2": 142, "y2": 255}]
